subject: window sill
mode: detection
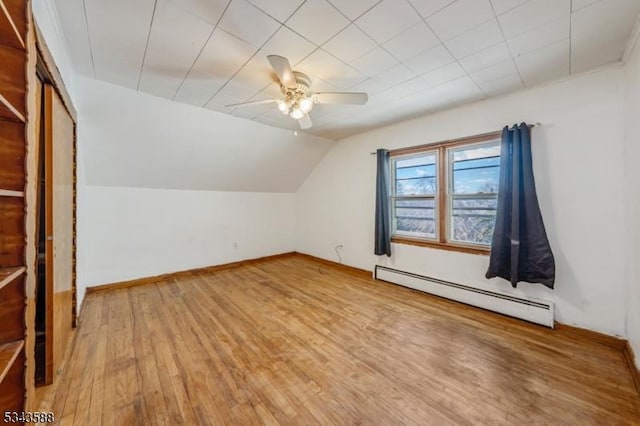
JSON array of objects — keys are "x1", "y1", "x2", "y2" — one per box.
[{"x1": 391, "y1": 236, "x2": 490, "y2": 256}]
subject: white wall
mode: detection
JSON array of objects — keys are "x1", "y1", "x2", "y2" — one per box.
[
  {"x1": 297, "y1": 66, "x2": 628, "y2": 337},
  {"x1": 72, "y1": 77, "x2": 334, "y2": 307},
  {"x1": 624, "y1": 30, "x2": 640, "y2": 364},
  {"x1": 75, "y1": 186, "x2": 295, "y2": 306}
]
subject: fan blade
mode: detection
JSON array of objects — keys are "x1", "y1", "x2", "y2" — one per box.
[
  {"x1": 298, "y1": 114, "x2": 312, "y2": 129},
  {"x1": 225, "y1": 99, "x2": 278, "y2": 108},
  {"x1": 267, "y1": 55, "x2": 297, "y2": 89},
  {"x1": 313, "y1": 92, "x2": 368, "y2": 105}
]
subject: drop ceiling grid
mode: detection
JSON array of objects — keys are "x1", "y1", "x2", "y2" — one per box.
[{"x1": 60, "y1": 0, "x2": 640, "y2": 139}]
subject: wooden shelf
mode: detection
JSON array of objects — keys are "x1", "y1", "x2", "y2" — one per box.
[
  {"x1": 0, "y1": 45, "x2": 27, "y2": 122},
  {"x1": 0, "y1": 266, "x2": 25, "y2": 292},
  {"x1": 0, "y1": 92, "x2": 25, "y2": 122},
  {"x1": 0, "y1": 0, "x2": 25, "y2": 49},
  {"x1": 0, "y1": 340, "x2": 23, "y2": 384},
  {"x1": 0, "y1": 189, "x2": 23, "y2": 197}
]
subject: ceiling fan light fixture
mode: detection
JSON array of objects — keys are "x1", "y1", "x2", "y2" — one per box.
[
  {"x1": 277, "y1": 100, "x2": 289, "y2": 114},
  {"x1": 299, "y1": 97, "x2": 314, "y2": 113},
  {"x1": 290, "y1": 108, "x2": 304, "y2": 120}
]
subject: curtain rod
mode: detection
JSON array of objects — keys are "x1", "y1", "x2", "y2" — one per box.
[{"x1": 369, "y1": 122, "x2": 542, "y2": 155}]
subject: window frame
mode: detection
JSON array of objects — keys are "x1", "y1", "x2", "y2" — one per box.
[{"x1": 389, "y1": 131, "x2": 502, "y2": 256}]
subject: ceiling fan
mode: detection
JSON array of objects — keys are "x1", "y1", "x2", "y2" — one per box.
[{"x1": 225, "y1": 55, "x2": 368, "y2": 130}]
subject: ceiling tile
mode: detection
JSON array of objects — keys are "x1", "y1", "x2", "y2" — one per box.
[
  {"x1": 296, "y1": 49, "x2": 365, "y2": 89},
  {"x1": 262, "y1": 26, "x2": 317, "y2": 66},
  {"x1": 144, "y1": 0, "x2": 214, "y2": 58},
  {"x1": 506, "y1": 16, "x2": 569, "y2": 57},
  {"x1": 515, "y1": 39, "x2": 570, "y2": 87},
  {"x1": 383, "y1": 22, "x2": 440, "y2": 62},
  {"x1": 490, "y1": 0, "x2": 528, "y2": 15},
  {"x1": 350, "y1": 47, "x2": 399, "y2": 76},
  {"x1": 247, "y1": 0, "x2": 305, "y2": 22},
  {"x1": 286, "y1": 0, "x2": 350, "y2": 45},
  {"x1": 571, "y1": 0, "x2": 601, "y2": 12},
  {"x1": 421, "y1": 61, "x2": 467, "y2": 87},
  {"x1": 205, "y1": 92, "x2": 246, "y2": 110},
  {"x1": 408, "y1": 0, "x2": 457, "y2": 19},
  {"x1": 427, "y1": 0, "x2": 495, "y2": 41},
  {"x1": 231, "y1": 54, "x2": 275, "y2": 90},
  {"x1": 404, "y1": 44, "x2": 455, "y2": 75},
  {"x1": 469, "y1": 59, "x2": 518, "y2": 84},
  {"x1": 173, "y1": 72, "x2": 228, "y2": 106},
  {"x1": 323, "y1": 25, "x2": 377, "y2": 64},
  {"x1": 91, "y1": 38, "x2": 146, "y2": 89},
  {"x1": 185, "y1": 28, "x2": 258, "y2": 79},
  {"x1": 431, "y1": 76, "x2": 485, "y2": 104},
  {"x1": 216, "y1": 77, "x2": 262, "y2": 101},
  {"x1": 571, "y1": 0, "x2": 640, "y2": 37},
  {"x1": 476, "y1": 71, "x2": 523, "y2": 96},
  {"x1": 458, "y1": 42, "x2": 511, "y2": 73},
  {"x1": 55, "y1": 0, "x2": 95, "y2": 76},
  {"x1": 374, "y1": 63, "x2": 418, "y2": 87},
  {"x1": 164, "y1": 0, "x2": 229, "y2": 25},
  {"x1": 174, "y1": 28, "x2": 257, "y2": 105},
  {"x1": 138, "y1": 52, "x2": 194, "y2": 98},
  {"x1": 327, "y1": 0, "x2": 382, "y2": 20},
  {"x1": 355, "y1": 0, "x2": 421, "y2": 44},
  {"x1": 571, "y1": 31, "x2": 628, "y2": 73},
  {"x1": 218, "y1": 0, "x2": 281, "y2": 48},
  {"x1": 445, "y1": 19, "x2": 504, "y2": 59},
  {"x1": 139, "y1": 0, "x2": 214, "y2": 97},
  {"x1": 350, "y1": 77, "x2": 391, "y2": 95},
  {"x1": 82, "y1": 0, "x2": 150, "y2": 95},
  {"x1": 498, "y1": 0, "x2": 570, "y2": 39},
  {"x1": 571, "y1": 0, "x2": 640, "y2": 72},
  {"x1": 86, "y1": 0, "x2": 156, "y2": 47},
  {"x1": 377, "y1": 76, "x2": 429, "y2": 99}
]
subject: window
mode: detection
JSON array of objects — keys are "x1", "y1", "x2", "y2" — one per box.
[{"x1": 390, "y1": 134, "x2": 501, "y2": 254}]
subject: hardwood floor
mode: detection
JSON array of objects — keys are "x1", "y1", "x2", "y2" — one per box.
[{"x1": 41, "y1": 255, "x2": 640, "y2": 425}]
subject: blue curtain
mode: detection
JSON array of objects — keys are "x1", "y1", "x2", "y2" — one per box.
[
  {"x1": 486, "y1": 123, "x2": 555, "y2": 289},
  {"x1": 374, "y1": 149, "x2": 391, "y2": 256}
]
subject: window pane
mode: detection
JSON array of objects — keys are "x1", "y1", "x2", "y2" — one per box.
[
  {"x1": 395, "y1": 153, "x2": 437, "y2": 196},
  {"x1": 395, "y1": 198, "x2": 436, "y2": 238},
  {"x1": 451, "y1": 197, "x2": 497, "y2": 245},
  {"x1": 451, "y1": 144, "x2": 500, "y2": 194}
]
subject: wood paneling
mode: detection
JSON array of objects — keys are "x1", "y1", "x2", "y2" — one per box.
[
  {"x1": 1, "y1": 0, "x2": 26, "y2": 45},
  {"x1": 0, "y1": 344, "x2": 24, "y2": 412},
  {"x1": 0, "y1": 340, "x2": 23, "y2": 382},
  {"x1": 0, "y1": 197, "x2": 24, "y2": 266},
  {"x1": 0, "y1": 0, "x2": 30, "y2": 415},
  {"x1": 0, "y1": 45, "x2": 26, "y2": 121},
  {"x1": 0, "y1": 266, "x2": 24, "y2": 290},
  {"x1": 0, "y1": 0, "x2": 25, "y2": 49},
  {"x1": 0, "y1": 274, "x2": 25, "y2": 343},
  {"x1": 42, "y1": 255, "x2": 640, "y2": 424},
  {"x1": 0, "y1": 120, "x2": 25, "y2": 191}
]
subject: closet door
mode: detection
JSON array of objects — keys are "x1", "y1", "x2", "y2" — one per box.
[{"x1": 44, "y1": 85, "x2": 74, "y2": 378}]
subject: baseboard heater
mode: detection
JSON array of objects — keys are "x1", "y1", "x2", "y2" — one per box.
[{"x1": 374, "y1": 265, "x2": 554, "y2": 328}]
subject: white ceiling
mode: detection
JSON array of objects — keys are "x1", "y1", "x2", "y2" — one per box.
[{"x1": 54, "y1": 0, "x2": 640, "y2": 140}]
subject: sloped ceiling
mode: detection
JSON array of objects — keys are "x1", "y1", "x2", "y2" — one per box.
[
  {"x1": 54, "y1": 0, "x2": 640, "y2": 139},
  {"x1": 75, "y1": 77, "x2": 335, "y2": 191}
]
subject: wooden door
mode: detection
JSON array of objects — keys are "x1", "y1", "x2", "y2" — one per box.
[{"x1": 44, "y1": 85, "x2": 74, "y2": 381}]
